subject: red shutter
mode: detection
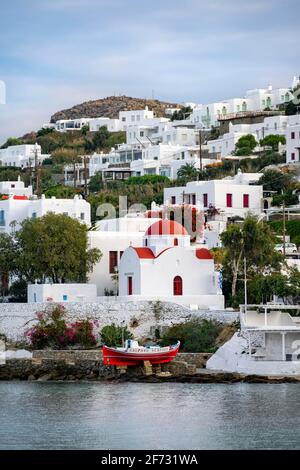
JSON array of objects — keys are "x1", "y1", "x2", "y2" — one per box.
[
  {"x1": 203, "y1": 193, "x2": 208, "y2": 207},
  {"x1": 243, "y1": 194, "x2": 249, "y2": 208},
  {"x1": 226, "y1": 193, "x2": 232, "y2": 207},
  {"x1": 128, "y1": 276, "x2": 133, "y2": 295},
  {"x1": 109, "y1": 251, "x2": 118, "y2": 274}
]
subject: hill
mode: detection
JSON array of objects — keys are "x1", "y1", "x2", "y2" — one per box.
[{"x1": 50, "y1": 95, "x2": 181, "y2": 123}]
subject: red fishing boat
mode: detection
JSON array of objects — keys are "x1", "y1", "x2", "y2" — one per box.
[{"x1": 102, "y1": 340, "x2": 180, "y2": 366}]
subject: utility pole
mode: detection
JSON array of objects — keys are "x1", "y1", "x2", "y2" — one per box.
[
  {"x1": 244, "y1": 256, "x2": 248, "y2": 315},
  {"x1": 283, "y1": 193, "x2": 286, "y2": 257},
  {"x1": 83, "y1": 155, "x2": 89, "y2": 198},
  {"x1": 199, "y1": 130, "x2": 203, "y2": 173},
  {"x1": 31, "y1": 143, "x2": 41, "y2": 197}
]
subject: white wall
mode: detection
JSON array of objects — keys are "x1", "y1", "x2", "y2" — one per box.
[
  {"x1": 28, "y1": 283, "x2": 98, "y2": 303},
  {"x1": 0, "y1": 180, "x2": 32, "y2": 197},
  {"x1": 286, "y1": 115, "x2": 300, "y2": 164},
  {"x1": 0, "y1": 144, "x2": 48, "y2": 168}
]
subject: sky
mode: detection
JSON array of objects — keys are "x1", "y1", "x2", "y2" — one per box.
[{"x1": 0, "y1": 0, "x2": 299, "y2": 144}]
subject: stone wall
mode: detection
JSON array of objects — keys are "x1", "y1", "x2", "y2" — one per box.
[{"x1": 0, "y1": 300, "x2": 238, "y2": 342}]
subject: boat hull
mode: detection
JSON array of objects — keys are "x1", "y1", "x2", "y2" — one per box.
[{"x1": 102, "y1": 343, "x2": 180, "y2": 366}]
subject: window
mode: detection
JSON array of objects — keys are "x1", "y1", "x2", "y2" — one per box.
[
  {"x1": 243, "y1": 194, "x2": 249, "y2": 208},
  {"x1": 192, "y1": 194, "x2": 196, "y2": 205},
  {"x1": 292, "y1": 153, "x2": 295, "y2": 161},
  {"x1": 291, "y1": 132, "x2": 295, "y2": 139},
  {"x1": 203, "y1": 193, "x2": 208, "y2": 207},
  {"x1": 80, "y1": 212, "x2": 85, "y2": 220},
  {"x1": 63, "y1": 295, "x2": 68, "y2": 301},
  {"x1": 128, "y1": 276, "x2": 133, "y2": 295},
  {"x1": 32, "y1": 212, "x2": 37, "y2": 219},
  {"x1": 171, "y1": 196, "x2": 176, "y2": 204},
  {"x1": 174, "y1": 238, "x2": 178, "y2": 246},
  {"x1": 173, "y1": 276, "x2": 183, "y2": 296},
  {"x1": 109, "y1": 251, "x2": 118, "y2": 274},
  {"x1": 226, "y1": 193, "x2": 232, "y2": 207}
]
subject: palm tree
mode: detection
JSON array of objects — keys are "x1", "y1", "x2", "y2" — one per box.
[{"x1": 177, "y1": 163, "x2": 198, "y2": 181}]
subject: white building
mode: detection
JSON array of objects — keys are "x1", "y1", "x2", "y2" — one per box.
[
  {"x1": 0, "y1": 194, "x2": 91, "y2": 234},
  {"x1": 28, "y1": 283, "x2": 97, "y2": 303},
  {"x1": 0, "y1": 144, "x2": 49, "y2": 168},
  {"x1": 286, "y1": 114, "x2": 300, "y2": 164},
  {"x1": 88, "y1": 216, "x2": 161, "y2": 296},
  {"x1": 188, "y1": 81, "x2": 294, "y2": 129},
  {"x1": 164, "y1": 171, "x2": 263, "y2": 219},
  {"x1": 119, "y1": 107, "x2": 154, "y2": 130},
  {"x1": 118, "y1": 219, "x2": 224, "y2": 309},
  {"x1": 207, "y1": 115, "x2": 289, "y2": 158},
  {"x1": 0, "y1": 178, "x2": 32, "y2": 197}
]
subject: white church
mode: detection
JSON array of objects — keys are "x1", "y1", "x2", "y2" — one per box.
[{"x1": 118, "y1": 219, "x2": 224, "y2": 309}]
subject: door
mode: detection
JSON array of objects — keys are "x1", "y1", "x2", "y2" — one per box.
[
  {"x1": 173, "y1": 276, "x2": 183, "y2": 296},
  {"x1": 128, "y1": 276, "x2": 133, "y2": 295}
]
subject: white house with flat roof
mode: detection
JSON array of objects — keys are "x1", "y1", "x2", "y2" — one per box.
[
  {"x1": 0, "y1": 178, "x2": 32, "y2": 197},
  {"x1": 0, "y1": 194, "x2": 91, "y2": 234},
  {"x1": 164, "y1": 171, "x2": 263, "y2": 219},
  {"x1": 0, "y1": 144, "x2": 49, "y2": 168}
]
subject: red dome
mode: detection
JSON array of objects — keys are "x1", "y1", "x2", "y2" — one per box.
[
  {"x1": 145, "y1": 219, "x2": 188, "y2": 236},
  {"x1": 195, "y1": 248, "x2": 213, "y2": 260}
]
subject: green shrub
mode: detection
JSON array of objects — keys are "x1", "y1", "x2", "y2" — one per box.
[
  {"x1": 161, "y1": 319, "x2": 221, "y2": 353},
  {"x1": 100, "y1": 323, "x2": 133, "y2": 347}
]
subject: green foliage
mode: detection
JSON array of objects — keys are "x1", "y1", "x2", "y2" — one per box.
[
  {"x1": 234, "y1": 147, "x2": 253, "y2": 156},
  {"x1": 100, "y1": 323, "x2": 133, "y2": 347},
  {"x1": 269, "y1": 220, "x2": 300, "y2": 245},
  {"x1": 8, "y1": 279, "x2": 27, "y2": 302},
  {"x1": 26, "y1": 305, "x2": 97, "y2": 349},
  {"x1": 260, "y1": 134, "x2": 286, "y2": 151},
  {"x1": 36, "y1": 128, "x2": 55, "y2": 138},
  {"x1": 272, "y1": 190, "x2": 299, "y2": 207},
  {"x1": 88, "y1": 172, "x2": 104, "y2": 192},
  {"x1": 258, "y1": 169, "x2": 294, "y2": 193},
  {"x1": 171, "y1": 106, "x2": 192, "y2": 121},
  {"x1": 176, "y1": 163, "x2": 198, "y2": 182},
  {"x1": 235, "y1": 134, "x2": 257, "y2": 152},
  {"x1": 221, "y1": 215, "x2": 282, "y2": 300},
  {"x1": 0, "y1": 137, "x2": 24, "y2": 149},
  {"x1": 0, "y1": 167, "x2": 23, "y2": 181},
  {"x1": 15, "y1": 213, "x2": 102, "y2": 283},
  {"x1": 44, "y1": 184, "x2": 77, "y2": 198},
  {"x1": 161, "y1": 319, "x2": 221, "y2": 353},
  {"x1": 125, "y1": 174, "x2": 169, "y2": 185},
  {"x1": 248, "y1": 270, "x2": 300, "y2": 305}
]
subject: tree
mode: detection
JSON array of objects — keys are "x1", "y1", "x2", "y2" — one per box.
[
  {"x1": 176, "y1": 163, "x2": 198, "y2": 181},
  {"x1": 171, "y1": 106, "x2": 192, "y2": 121},
  {"x1": 0, "y1": 233, "x2": 17, "y2": 296},
  {"x1": 235, "y1": 134, "x2": 257, "y2": 151},
  {"x1": 0, "y1": 137, "x2": 24, "y2": 149},
  {"x1": 15, "y1": 213, "x2": 101, "y2": 284},
  {"x1": 100, "y1": 323, "x2": 133, "y2": 347},
  {"x1": 272, "y1": 190, "x2": 299, "y2": 207},
  {"x1": 44, "y1": 184, "x2": 77, "y2": 198},
  {"x1": 260, "y1": 134, "x2": 286, "y2": 152},
  {"x1": 258, "y1": 169, "x2": 294, "y2": 193},
  {"x1": 92, "y1": 127, "x2": 110, "y2": 151},
  {"x1": 221, "y1": 216, "x2": 282, "y2": 299}
]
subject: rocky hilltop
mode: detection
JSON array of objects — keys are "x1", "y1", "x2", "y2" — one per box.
[{"x1": 50, "y1": 95, "x2": 181, "y2": 123}]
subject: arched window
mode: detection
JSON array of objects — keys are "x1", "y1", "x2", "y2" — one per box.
[
  {"x1": 173, "y1": 276, "x2": 183, "y2": 296},
  {"x1": 242, "y1": 101, "x2": 247, "y2": 112}
]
